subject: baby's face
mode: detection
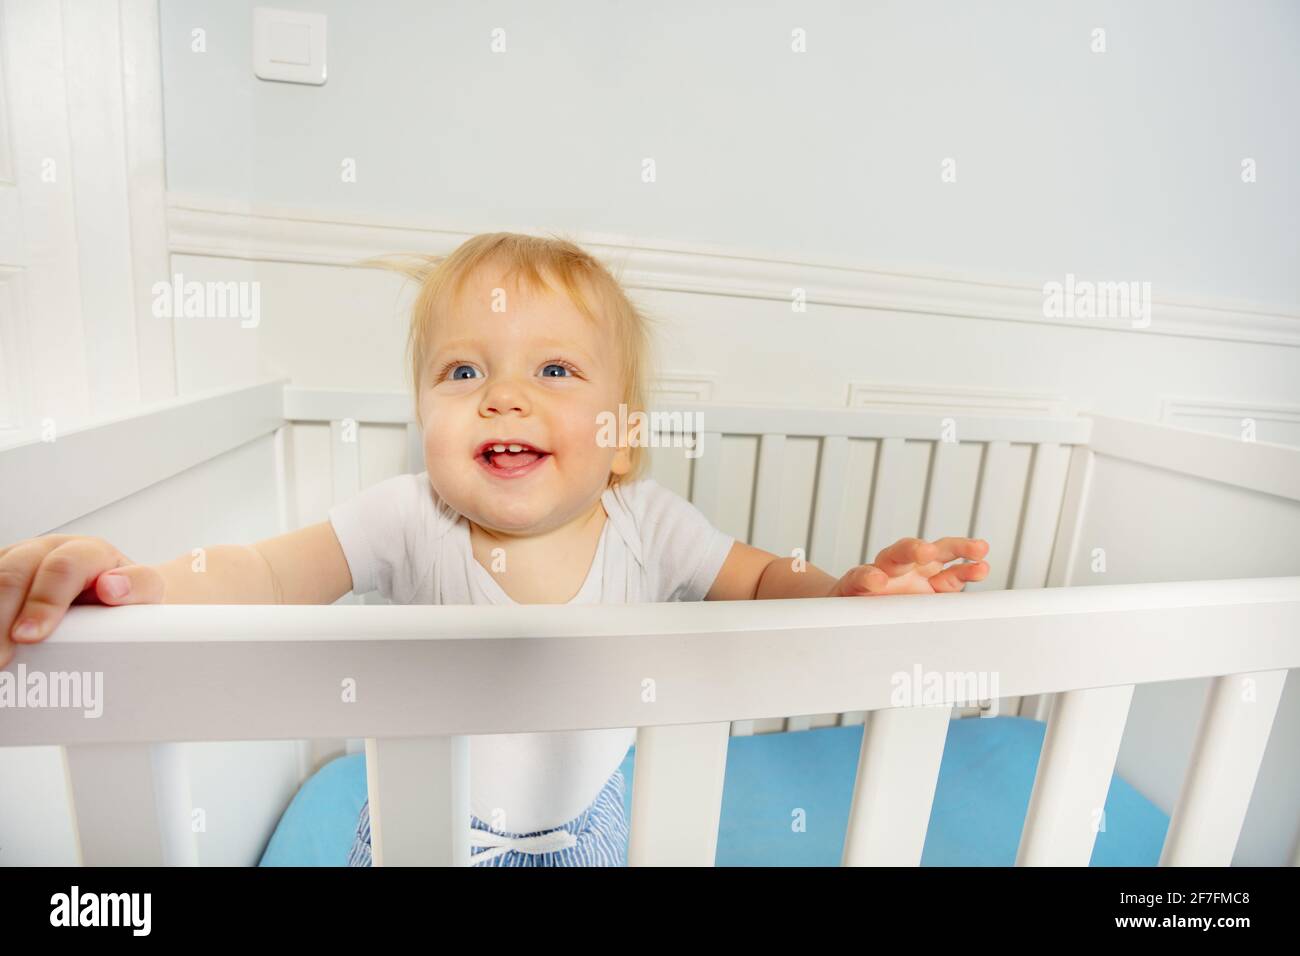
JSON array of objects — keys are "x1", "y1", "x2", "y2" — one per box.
[{"x1": 417, "y1": 265, "x2": 631, "y2": 536}]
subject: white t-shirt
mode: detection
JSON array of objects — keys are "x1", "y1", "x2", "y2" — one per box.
[{"x1": 328, "y1": 473, "x2": 735, "y2": 833}]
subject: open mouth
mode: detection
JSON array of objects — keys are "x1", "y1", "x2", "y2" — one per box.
[{"x1": 476, "y1": 440, "x2": 551, "y2": 476}]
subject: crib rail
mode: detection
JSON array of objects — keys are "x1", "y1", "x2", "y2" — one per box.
[{"x1": 2, "y1": 577, "x2": 1296, "y2": 867}]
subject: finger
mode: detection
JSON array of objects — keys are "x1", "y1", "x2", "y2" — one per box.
[
  {"x1": 924, "y1": 537, "x2": 990, "y2": 566},
  {"x1": 927, "y1": 561, "x2": 990, "y2": 593},
  {"x1": 0, "y1": 534, "x2": 77, "y2": 566},
  {"x1": 838, "y1": 564, "x2": 890, "y2": 595},
  {"x1": 0, "y1": 539, "x2": 71, "y2": 647},
  {"x1": 12, "y1": 539, "x2": 124, "y2": 643},
  {"x1": 873, "y1": 538, "x2": 933, "y2": 575},
  {"x1": 93, "y1": 564, "x2": 166, "y2": 606}
]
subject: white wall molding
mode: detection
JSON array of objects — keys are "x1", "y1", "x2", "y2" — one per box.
[
  {"x1": 1159, "y1": 396, "x2": 1300, "y2": 442},
  {"x1": 120, "y1": 0, "x2": 176, "y2": 403},
  {"x1": 0, "y1": 266, "x2": 28, "y2": 430},
  {"x1": 1159, "y1": 395, "x2": 1300, "y2": 429},
  {"x1": 847, "y1": 382, "x2": 1080, "y2": 418},
  {"x1": 166, "y1": 193, "x2": 1300, "y2": 350},
  {"x1": 0, "y1": 5, "x2": 11, "y2": 189},
  {"x1": 651, "y1": 373, "x2": 714, "y2": 403}
]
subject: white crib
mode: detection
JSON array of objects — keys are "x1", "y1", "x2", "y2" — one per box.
[{"x1": 1, "y1": 379, "x2": 1297, "y2": 867}]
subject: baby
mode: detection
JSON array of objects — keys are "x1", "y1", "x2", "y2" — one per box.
[{"x1": 0, "y1": 232, "x2": 989, "y2": 866}]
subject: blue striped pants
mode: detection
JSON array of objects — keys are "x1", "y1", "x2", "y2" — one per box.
[{"x1": 346, "y1": 767, "x2": 629, "y2": 866}]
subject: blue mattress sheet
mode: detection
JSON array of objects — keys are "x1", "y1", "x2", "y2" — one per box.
[{"x1": 259, "y1": 715, "x2": 1169, "y2": 866}]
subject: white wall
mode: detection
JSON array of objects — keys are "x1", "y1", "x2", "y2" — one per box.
[
  {"x1": 153, "y1": 0, "x2": 1300, "y2": 442},
  {"x1": 157, "y1": 0, "x2": 1300, "y2": 305}
]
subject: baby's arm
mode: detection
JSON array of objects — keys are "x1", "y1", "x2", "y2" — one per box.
[
  {"x1": 0, "y1": 522, "x2": 352, "y2": 667},
  {"x1": 706, "y1": 537, "x2": 989, "y2": 600},
  {"x1": 152, "y1": 523, "x2": 351, "y2": 604}
]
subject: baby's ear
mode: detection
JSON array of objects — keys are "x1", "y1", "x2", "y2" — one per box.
[{"x1": 609, "y1": 444, "x2": 633, "y2": 478}]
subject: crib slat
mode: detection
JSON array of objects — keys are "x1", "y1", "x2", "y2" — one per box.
[
  {"x1": 864, "y1": 437, "x2": 911, "y2": 562},
  {"x1": 1012, "y1": 442, "x2": 1072, "y2": 590},
  {"x1": 272, "y1": 425, "x2": 293, "y2": 535},
  {"x1": 919, "y1": 435, "x2": 962, "y2": 544},
  {"x1": 841, "y1": 705, "x2": 952, "y2": 865},
  {"x1": 969, "y1": 440, "x2": 1013, "y2": 588},
  {"x1": 1045, "y1": 444, "x2": 1094, "y2": 588},
  {"x1": 628, "y1": 722, "x2": 730, "y2": 866},
  {"x1": 405, "y1": 421, "x2": 423, "y2": 474},
  {"x1": 808, "y1": 435, "x2": 850, "y2": 572},
  {"x1": 331, "y1": 419, "x2": 363, "y2": 605},
  {"x1": 1016, "y1": 684, "x2": 1134, "y2": 866},
  {"x1": 751, "y1": 433, "x2": 786, "y2": 553},
  {"x1": 63, "y1": 742, "x2": 197, "y2": 866},
  {"x1": 1159, "y1": 669, "x2": 1289, "y2": 866},
  {"x1": 330, "y1": 419, "x2": 361, "y2": 503},
  {"x1": 364, "y1": 735, "x2": 470, "y2": 866},
  {"x1": 688, "y1": 431, "x2": 724, "y2": 525}
]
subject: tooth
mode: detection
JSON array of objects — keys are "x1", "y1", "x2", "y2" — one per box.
[
  {"x1": 491, "y1": 444, "x2": 507, "y2": 452},
  {"x1": 507, "y1": 444, "x2": 523, "y2": 452}
]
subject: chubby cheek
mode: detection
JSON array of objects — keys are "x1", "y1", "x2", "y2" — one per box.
[
  {"x1": 553, "y1": 408, "x2": 615, "y2": 474},
  {"x1": 419, "y1": 409, "x2": 466, "y2": 476}
]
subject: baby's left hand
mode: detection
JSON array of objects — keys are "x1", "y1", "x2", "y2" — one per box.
[{"x1": 830, "y1": 537, "x2": 989, "y2": 597}]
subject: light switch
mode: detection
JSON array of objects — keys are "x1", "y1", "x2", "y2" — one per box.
[
  {"x1": 253, "y1": 7, "x2": 326, "y2": 85},
  {"x1": 269, "y1": 21, "x2": 311, "y2": 65}
]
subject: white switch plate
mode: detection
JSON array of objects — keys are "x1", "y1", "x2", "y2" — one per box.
[{"x1": 253, "y1": 7, "x2": 326, "y2": 85}]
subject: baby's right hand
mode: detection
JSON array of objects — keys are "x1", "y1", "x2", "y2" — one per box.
[{"x1": 0, "y1": 536, "x2": 165, "y2": 668}]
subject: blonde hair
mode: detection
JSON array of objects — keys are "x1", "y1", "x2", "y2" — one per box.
[{"x1": 364, "y1": 232, "x2": 658, "y2": 487}]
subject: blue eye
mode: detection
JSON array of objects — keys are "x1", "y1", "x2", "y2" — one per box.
[
  {"x1": 449, "y1": 364, "x2": 479, "y2": 380},
  {"x1": 436, "y1": 358, "x2": 578, "y2": 382}
]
